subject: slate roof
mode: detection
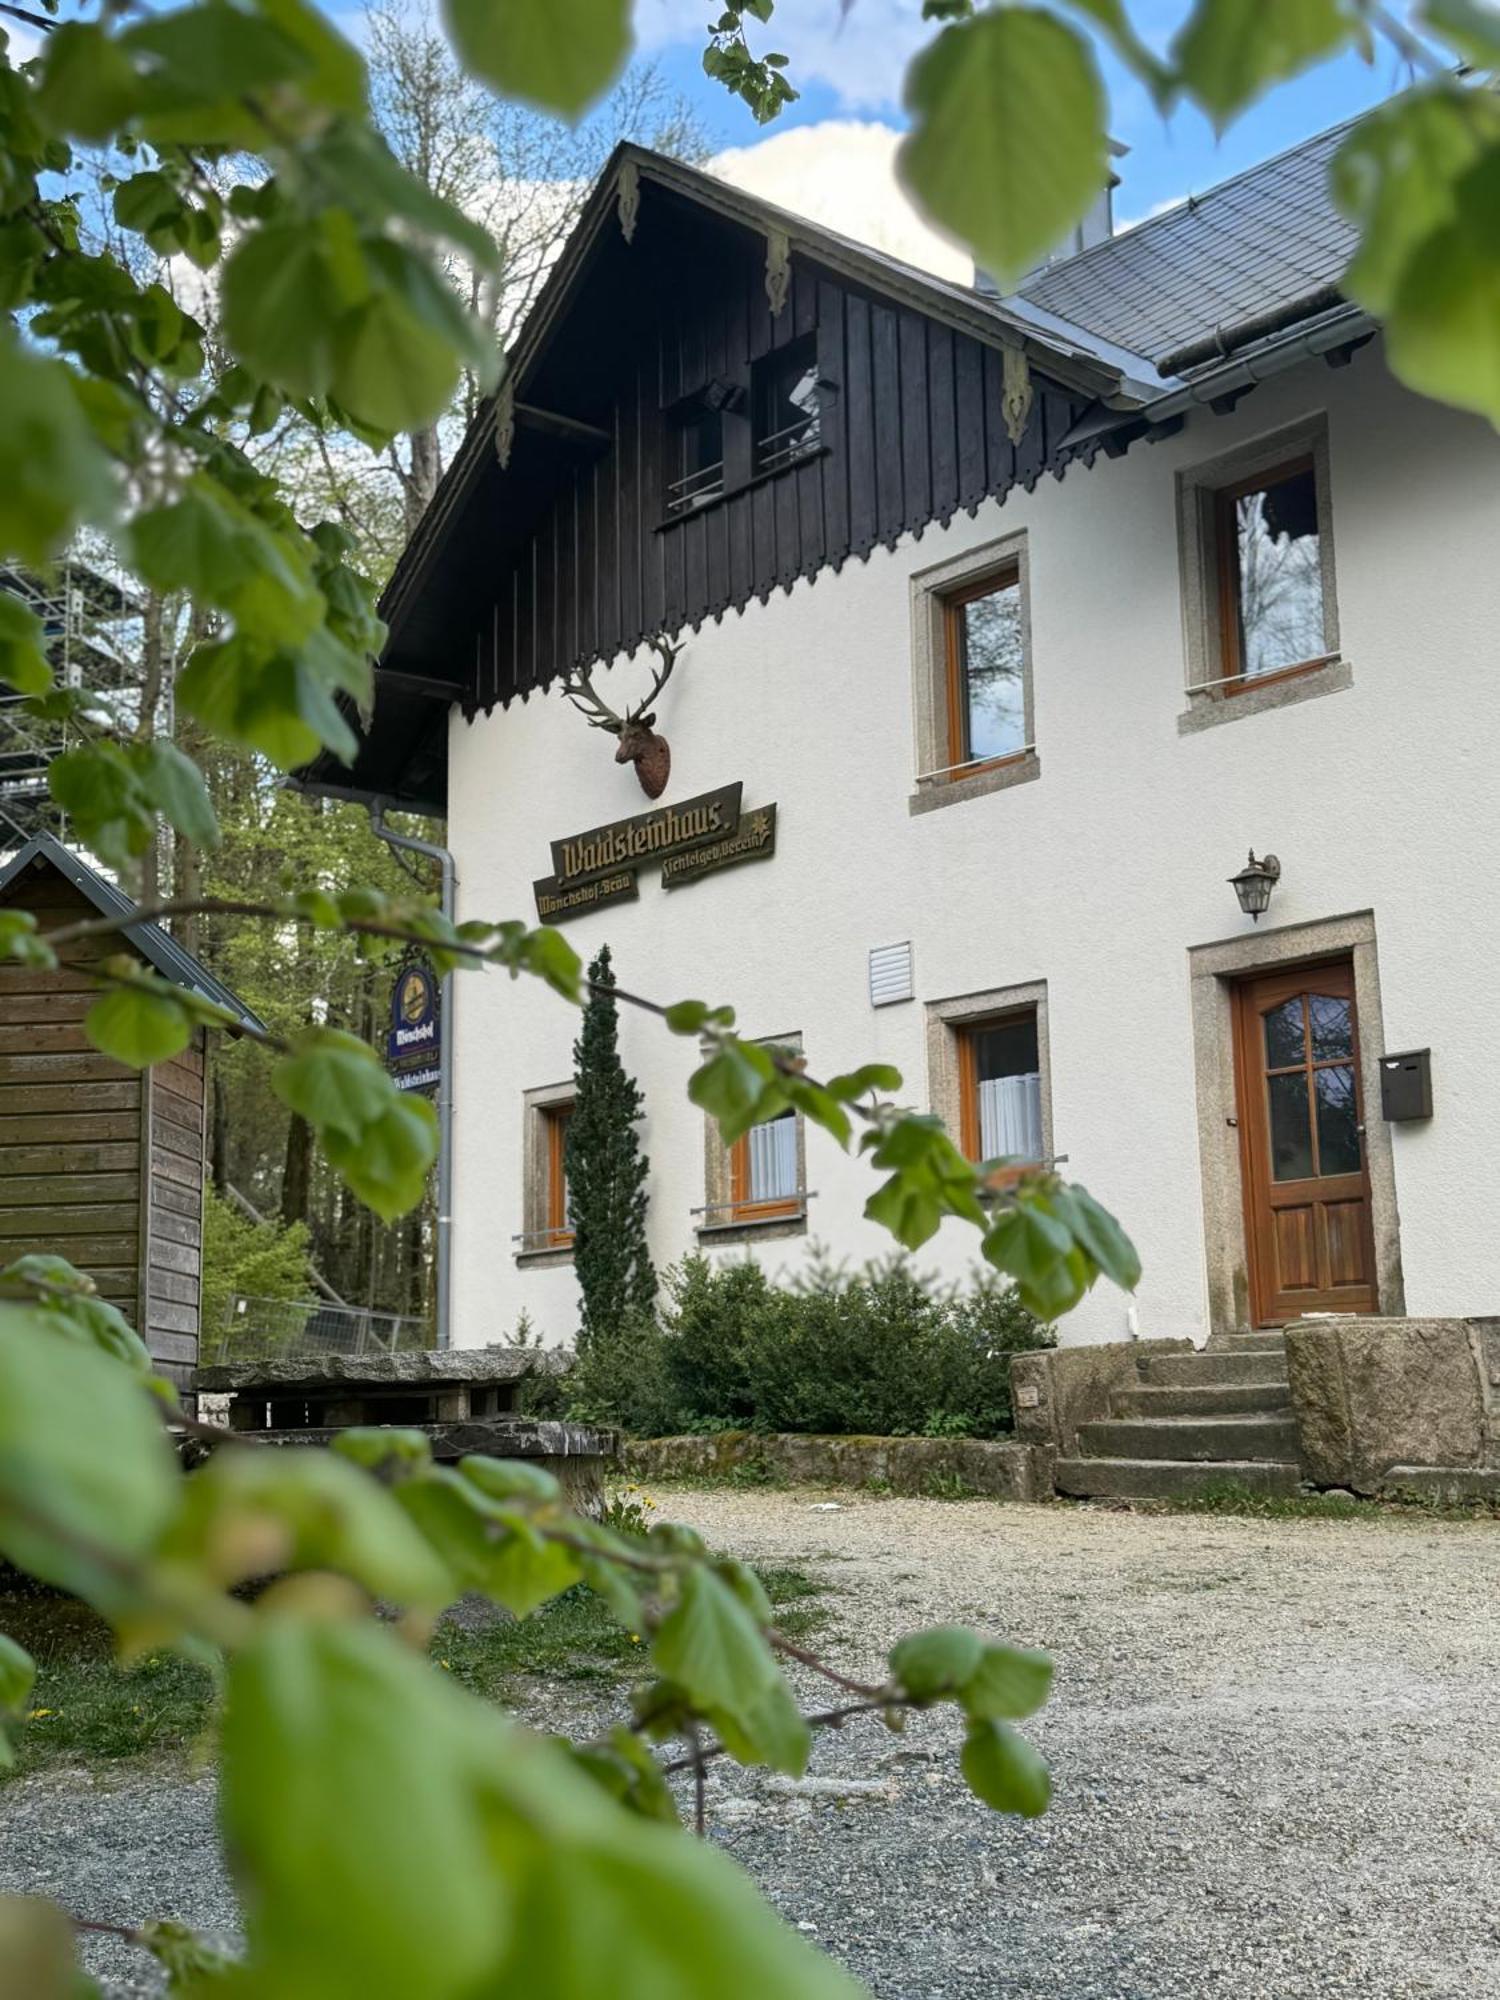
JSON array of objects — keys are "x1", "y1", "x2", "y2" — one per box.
[
  {"x1": 0, "y1": 828, "x2": 264, "y2": 1031},
  {"x1": 1011, "y1": 116, "x2": 1360, "y2": 377}
]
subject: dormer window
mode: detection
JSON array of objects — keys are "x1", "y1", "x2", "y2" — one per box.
[
  {"x1": 666, "y1": 403, "x2": 725, "y2": 517},
  {"x1": 754, "y1": 336, "x2": 823, "y2": 474}
]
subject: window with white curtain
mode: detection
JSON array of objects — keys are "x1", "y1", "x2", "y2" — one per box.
[
  {"x1": 963, "y1": 1012, "x2": 1044, "y2": 1163},
  {"x1": 747, "y1": 1111, "x2": 799, "y2": 1204}
]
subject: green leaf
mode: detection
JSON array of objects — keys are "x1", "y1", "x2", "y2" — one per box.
[
  {"x1": 441, "y1": 0, "x2": 633, "y2": 119},
  {"x1": 961, "y1": 1643, "x2": 1053, "y2": 1722},
  {"x1": 1332, "y1": 87, "x2": 1499, "y2": 317},
  {"x1": 1060, "y1": 0, "x2": 1173, "y2": 106},
  {"x1": 329, "y1": 239, "x2": 478, "y2": 434},
  {"x1": 221, "y1": 211, "x2": 369, "y2": 403},
  {"x1": 132, "y1": 740, "x2": 220, "y2": 849},
  {"x1": 889, "y1": 1624, "x2": 982, "y2": 1699},
  {"x1": 272, "y1": 1028, "x2": 391, "y2": 1140},
  {"x1": 982, "y1": 1200, "x2": 1091, "y2": 1319},
  {"x1": 1421, "y1": 0, "x2": 1500, "y2": 66},
  {"x1": 0, "y1": 1304, "x2": 178, "y2": 1607},
  {"x1": 0, "y1": 593, "x2": 51, "y2": 695},
  {"x1": 898, "y1": 8, "x2": 1107, "y2": 289},
  {"x1": 177, "y1": 626, "x2": 368, "y2": 771},
  {"x1": 652, "y1": 1567, "x2": 809, "y2": 1774},
  {"x1": 1172, "y1": 0, "x2": 1359, "y2": 126},
  {"x1": 960, "y1": 1717, "x2": 1051, "y2": 1817},
  {"x1": 459, "y1": 1455, "x2": 562, "y2": 1504},
  {"x1": 332, "y1": 1427, "x2": 433, "y2": 1473},
  {"x1": 663, "y1": 999, "x2": 735, "y2": 1036},
  {"x1": 1049, "y1": 1183, "x2": 1141, "y2": 1291},
  {"x1": 0, "y1": 1630, "x2": 36, "y2": 1766},
  {"x1": 397, "y1": 1469, "x2": 581, "y2": 1616},
  {"x1": 0, "y1": 1896, "x2": 80, "y2": 1998},
  {"x1": 222, "y1": 1618, "x2": 511, "y2": 2000},
  {"x1": 35, "y1": 21, "x2": 142, "y2": 141},
  {"x1": 688, "y1": 1039, "x2": 777, "y2": 1144},
  {"x1": 322, "y1": 1089, "x2": 439, "y2": 1221},
  {"x1": 86, "y1": 981, "x2": 193, "y2": 1069},
  {"x1": 312, "y1": 125, "x2": 500, "y2": 273},
  {"x1": 165, "y1": 1445, "x2": 453, "y2": 1608},
  {"x1": 130, "y1": 476, "x2": 321, "y2": 650},
  {"x1": 0, "y1": 334, "x2": 116, "y2": 565}
]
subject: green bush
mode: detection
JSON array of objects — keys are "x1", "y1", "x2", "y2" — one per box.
[{"x1": 567, "y1": 1251, "x2": 1051, "y2": 1440}]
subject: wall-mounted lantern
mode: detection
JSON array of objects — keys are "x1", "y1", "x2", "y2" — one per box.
[{"x1": 1229, "y1": 849, "x2": 1280, "y2": 921}]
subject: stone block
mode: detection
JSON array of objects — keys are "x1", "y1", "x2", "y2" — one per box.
[
  {"x1": 1009, "y1": 1339, "x2": 1193, "y2": 1456},
  {"x1": 1285, "y1": 1318, "x2": 1486, "y2": 1495},
  {"x1": 621, "y1": 1430, "x2": 1055, "y2": 1501}
]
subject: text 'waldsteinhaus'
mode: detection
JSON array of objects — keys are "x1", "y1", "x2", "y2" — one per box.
[{"x1": 303, "y1": 113, "x2": 1500, "y2": 1350}]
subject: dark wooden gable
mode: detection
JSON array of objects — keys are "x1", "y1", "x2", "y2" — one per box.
[{"x1": 307, "y1": 154, "x2": 1121, "y2": 810}]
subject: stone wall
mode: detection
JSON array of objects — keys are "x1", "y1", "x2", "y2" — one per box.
[
  {"x1": 1285, "y1": 1317, "x2": 1500, "y2": 1497},
  {"x1": 1009, "y1": 1339, "x2": 1193, "y2": 1458},
  {"x1": 621, "y1": 1431, "x2": 1055, "y2": 1502}
]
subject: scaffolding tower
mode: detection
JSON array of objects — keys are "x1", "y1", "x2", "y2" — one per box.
[{"x1": 0, "y1": 558, "x2": 143, "y2": 855}]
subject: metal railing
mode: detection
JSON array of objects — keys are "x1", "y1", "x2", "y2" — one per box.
[
  {"x1": 664, "y1": 460, "x2": 725, "y2": 516},
  {"x1": 755, "y1": 414, "x2": 821, "y2": 474},
  {"x1": 214, "y1": 1294, "x2": 431, "y2": 1364}
]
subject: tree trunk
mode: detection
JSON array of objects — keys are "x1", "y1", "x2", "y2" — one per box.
[
  {"x1": 281, "y1": 1111, "x2": 313, "y2": 1229},
  {"x1": 402, "y1": 425, "x2": 443, "y2": 535}
]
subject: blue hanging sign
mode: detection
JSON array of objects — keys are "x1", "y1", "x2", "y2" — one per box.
[{"x1": 387, "y1": 957, "x2": 441, "y2": 1092}]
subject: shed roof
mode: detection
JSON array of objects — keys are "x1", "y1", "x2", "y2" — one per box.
[{"x1": 0, "y1": 828, "x2": 264, "y2": 1032}]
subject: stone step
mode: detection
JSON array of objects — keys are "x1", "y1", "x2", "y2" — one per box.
[
  {"x1": 1076, "y1": 1415, "x2": 1302, "y2": 1463},
  {"x1": 1055, "y1": 1456, "x2": 1303, "y2": 1501},
  {"x1": 1112, "y1": 1381, "x2": 1293, "y2": 1419},
  {"x1": 1205, "y1": 1329, "x2": 1288, "y2": 1354},
  {"x1": 1139, "y1": 1350, "x2": 1288, "y2": 1388}
]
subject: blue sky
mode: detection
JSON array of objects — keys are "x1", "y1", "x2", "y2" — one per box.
[{"x1": 619, "y1": 1, "x2": 1418, "y2": 226}]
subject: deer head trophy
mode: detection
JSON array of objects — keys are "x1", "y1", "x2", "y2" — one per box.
[{"x1": 558, "y1": 635, "x2": 680, "y2": 800}]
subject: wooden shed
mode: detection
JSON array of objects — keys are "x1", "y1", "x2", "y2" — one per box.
[{"x1": 0, "y1": 831, "x2": 260, "y2": 1394}]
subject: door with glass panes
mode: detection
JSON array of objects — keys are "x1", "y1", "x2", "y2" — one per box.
[{"x1": 1233, "y1": 961, "x2": 1376, "y2": 1324}]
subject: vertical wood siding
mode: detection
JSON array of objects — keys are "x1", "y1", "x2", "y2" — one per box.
[
  {"x1": 462, "y1": 242, "x2": 1090, "y2": 718},
  {"x1": 0, "y1": 863, "x2": 205, "y2": 1392}
]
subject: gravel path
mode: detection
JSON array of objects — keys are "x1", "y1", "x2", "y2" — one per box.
[{"x1": 3, "y1": 1491, "x2": 1499, "y2": 1998}]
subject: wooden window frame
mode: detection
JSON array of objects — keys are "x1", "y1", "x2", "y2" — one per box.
[
  {"x1": 541, "y1": 1103, "x2": 573, "y2": 1249},
  {"x1": 1212, "y1": 452, "x2": 1334, "y2": 698},
  {"x1": 955, "y1": 1009, "x2": 1043, "y2": 1170},
  {"x1": 942, "y1": 565, "x2": 1028, "y2": 781},
  {"x1": 727, "y1": 1115, "x2": 803, "y2": 1224}
]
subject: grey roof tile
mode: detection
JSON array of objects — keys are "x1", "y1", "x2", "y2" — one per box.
[{"x1": 1013, "y1": 117, "x2": 1359, "y2": 370}]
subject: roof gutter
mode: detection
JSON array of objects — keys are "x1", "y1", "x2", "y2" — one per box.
[{"x1": 1143, "y1": 300, "x2": 1376, "y2": 424}]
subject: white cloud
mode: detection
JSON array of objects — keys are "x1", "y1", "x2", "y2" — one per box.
[
  {"x1": 709, "y1": 120, "x2": 970, "y2": 281},
  {"x1": 636, "y1": 0, "x2": 931, "y2": 113}
]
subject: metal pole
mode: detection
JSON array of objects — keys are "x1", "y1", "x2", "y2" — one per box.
[{"x1": 368, "y1": 800, "x2": 456, "y2": 1350}]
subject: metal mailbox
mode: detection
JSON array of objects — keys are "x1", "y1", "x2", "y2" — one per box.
[{"x1": 1379, "y1": 1049, "x2": 1432, "y2": 1122}]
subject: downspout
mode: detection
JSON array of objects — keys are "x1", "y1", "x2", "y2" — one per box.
[{"x1": 369, "y1": 800, "x2": 456, "y2": 1350}]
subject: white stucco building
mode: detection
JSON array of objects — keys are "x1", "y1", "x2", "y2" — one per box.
[{"x1": 305, "y1": 117, "x2": 1500, "y2": 1350}]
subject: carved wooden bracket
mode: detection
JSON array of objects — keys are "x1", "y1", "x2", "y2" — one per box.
[
  {"x1": 765, "y1": 229, "x2": 791, "y2": 317},
  {"x1": 495, "y1": 378, "x2": 516, "y2": 469},
  {"x1": 617, "y1": 158, "x2": 641, "y2": 244},
  {"x1": 1002, "y1": 345, "x2": 1033, "y2": 447}
]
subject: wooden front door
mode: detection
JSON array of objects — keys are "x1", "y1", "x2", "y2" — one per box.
[{"x1": 1234, "y1": 961, "x2": 1376, "y2": 1325}]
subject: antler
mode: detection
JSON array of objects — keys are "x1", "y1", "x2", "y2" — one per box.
[
  {"x1": 558, "y1": 637, "x2": 682, "y2": 732},
  {"x1": 558, "y1": 665, "x2": 625, "y2": 735},
  {"x1": 631, "y1": 634, "x2": 681, "y2": 724}
]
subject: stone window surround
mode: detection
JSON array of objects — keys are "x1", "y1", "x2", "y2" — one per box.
[
  {"x1": 516, "y1": 1078, "x2": 575, "y2": 1270},
  {"x1": 1176, "y1": 412, "x2": 1350, "y2": 737},
  {"x1": 908, "y1": 530, "x2": 1039, "y2": 817},
  {"x1": 1188, "y1": 910, "x2": 1405, "y2": 1335},
  {"x1": 699, "y1": 1029, "x2": 809, "y2": 1247},
  {"x1": 925, "y1": 979, "x2": 1054, "y2": 1169}
]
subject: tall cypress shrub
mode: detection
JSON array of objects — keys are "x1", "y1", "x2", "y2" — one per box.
[{"x1": 567, "y1": 943, "x2": 657, "y2": 1348}]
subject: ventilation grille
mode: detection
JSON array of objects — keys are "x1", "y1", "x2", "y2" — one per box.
[{"x1": 868, "y1": 941, "x2": 914, "y2": 1008}]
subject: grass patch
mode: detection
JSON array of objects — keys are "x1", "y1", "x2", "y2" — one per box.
[
  {"x1": 1135, "y1": 1479, "x2": 1500, "y2": 1522},
  {"x1": 0, "y1": 1565, "x2": 829, "y2": 1780}
]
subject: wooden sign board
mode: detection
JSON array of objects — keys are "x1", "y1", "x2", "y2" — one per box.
[
  {"x1": 661, "y1": 806, "x2": 777, "y2": 889},
  {"x1": 533, "y1": 868, "x2": 640, "y2": 924},
  {"x1": 549, "y1": 784, "x2": 742, "y2": 888}
]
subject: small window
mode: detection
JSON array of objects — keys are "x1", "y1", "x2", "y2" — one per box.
[
  {"x1": 944, "y1": 569, "x2": 1027, "y2": 775},
  {"x1": 729, "y1": 1110, "x2": 801, "y2": 1221},
  {"x1": 957, "y1": 1012, "x2": 1043, "y2": 1164},
  {"x1": 1214, "y1": 456, "x2": 1329, "y2": 688},
  {"x1": 519, "y1": 1086, "x2": 575, "y2": 1262},
  {"x1": 666, "y1": 404, "x2": 724, "y2": 517},
  {"x1": 754, "y1": 337, "x2": 823, "y2": 474},
  {"x1": 699, "y1": 1035, "x2": 807, "y2": 1238},
  {"x1": 541, "y1": 1102, "x2": 573, "y2": 1248}
]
